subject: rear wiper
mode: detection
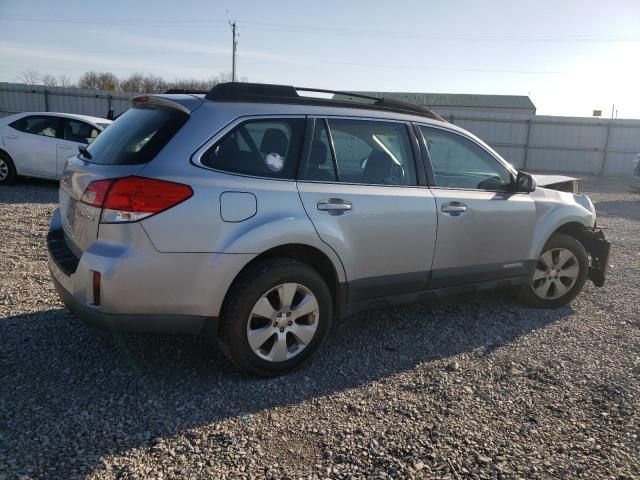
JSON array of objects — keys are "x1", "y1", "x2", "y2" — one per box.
[{"x1": 78, "y1": 145, "x2": 92, "y2": 159}]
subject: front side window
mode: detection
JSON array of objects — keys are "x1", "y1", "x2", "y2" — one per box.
[
  {"x1": 10, "y1": 115, "x2": 59, "y2": 138},
  {"x1": 419, "y1": 126, "x2": 512, "y2": 191},
  {"x1": 63, "y1": 119, "x2": 100, "y2": 144},
  {"x1": 326, "y1": 119, "x2": 416, "y2": 186},
  {"x1": 201, "y1": 118, "x2": 305, "y2": 179}
]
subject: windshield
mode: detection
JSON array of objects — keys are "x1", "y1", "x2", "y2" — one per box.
[{"x1": 83, "y1": 107, "x2": 188, "y2": 165}]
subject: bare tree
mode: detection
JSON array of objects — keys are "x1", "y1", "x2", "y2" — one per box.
[
  {"x1": 20, "y1": 70, "x2": 241, "y2": 92},
  {"x1": 41, "y1": 74, "x2": 58, "y2": 87},
  {"x1": 120, "y1": 73, "x2": 145, "y2": 93},
  {"x1": 78, "y1": 71, "x2": 101, "y2": 90},
  {"x1": 141, "y1": 74, "x2": 167, "y2": 93},
  {"x1": 58, "y1": 75, "x2": 73, "y2": 88},
  {"x1": 18, "y1": 69, "x2": 41, "y2": 85},
  {"x1": 217, "y1": 72, "x2": 234, "y2": 83},
  {"x1": 78, "y1": 71, "x2": 119, "y2": 91}
]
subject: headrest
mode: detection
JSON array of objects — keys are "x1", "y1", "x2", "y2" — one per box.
[
  {"x1": 309, "y1": 140, "x2": 328, "y2": 167},
  {"x1": 363, "y1": 150, "x2": 393, "y2": 181},
  {"x1": 260, "y1": 128, "x2": 288, "y2": 156}
]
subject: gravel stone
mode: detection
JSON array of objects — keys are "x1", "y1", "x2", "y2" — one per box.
[{"x1": 1, "y1": 176, "x2": 639, "y2": 479}]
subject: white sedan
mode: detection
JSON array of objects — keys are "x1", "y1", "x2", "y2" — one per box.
[{"x1": 0, "y1": 112, "x2": 112, "y2": 185}]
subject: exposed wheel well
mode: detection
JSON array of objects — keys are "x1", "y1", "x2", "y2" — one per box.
[
  {"x1": 0, "y1": 148, "x2": 13, "y2": 161},
  {"x1": 221, "y1": 244, "x2": 341, "y2": 318},
  {"x1": 553, "y1": 222, "x2": 590, "y2": 246}
]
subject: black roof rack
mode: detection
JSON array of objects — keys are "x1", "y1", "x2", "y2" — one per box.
[
  {"x1": 205, "y1": 82, "x2": 445, "y2": 121},
  {"x1": 163, "y1": 88, "x2": 208, "y2": 95}
]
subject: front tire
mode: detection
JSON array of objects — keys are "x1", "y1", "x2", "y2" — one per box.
[
  {"x1": 218, "y1": 258, "x2": 332, "y2": 376},
  {"x1": 0, "y1": 152, "x2": 17, "y2": 185},
  {"x1": 518, "y1": 233, "x2": 589, "y2": 309}
]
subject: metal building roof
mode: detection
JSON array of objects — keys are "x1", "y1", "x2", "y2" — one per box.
[{"x1": 333, "y1": 91, "x2": 536, "y2": 111}]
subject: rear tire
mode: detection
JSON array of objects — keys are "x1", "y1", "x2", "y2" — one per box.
[
  {"x1": 0, "y1": 152, "x2": 17, "y2": 185},
  {"x1": 218, "y1": 258, "x2": 332, "y2": 377},
  {"x1": 517, "y1": 233, "x2": 589, "y2": 309}
]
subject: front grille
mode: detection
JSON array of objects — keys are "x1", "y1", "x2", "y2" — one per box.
[{"x1": 47, "y1": 229, "x2": 79, "y2": 276}]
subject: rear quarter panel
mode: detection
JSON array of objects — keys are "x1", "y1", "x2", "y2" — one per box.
[{"x1": 138, "y1": 105, "x2": 346, "y2": 282}]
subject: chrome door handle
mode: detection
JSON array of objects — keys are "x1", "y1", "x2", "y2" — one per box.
[
  {"x1": 5, "y1": 134, "x2": 18, "y2": 139},
  {"x1": 58, "y1": 144, "x2": 72, "y2": 150},
  {"x1": 317, "y1": 199, "x2": 352, "y2": 214},
  {"x1": 441, "y1": 202, "x2": 467, "y2": 216}
]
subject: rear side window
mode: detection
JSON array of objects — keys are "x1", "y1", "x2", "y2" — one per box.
[
  {"x1": 83, "y1": 107, "x2": 188, "y2": 165},
  {"x1": 200, "y1": 118, "x2": 305, "y2": 179},
  {"x1": 10, "y1": 115, "x2": 60, "y2": 138},
  {"x1": 302, "y1": 120, "x2": 337, "y2": 182},
  {"x1": 327, "y1": 119, "x2": 417, "y2": 186},
  {"x1": 63, "y1": 119, "x2": 100, "y2": 144}
]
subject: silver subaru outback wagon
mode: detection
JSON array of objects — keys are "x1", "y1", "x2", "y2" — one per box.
[{"x1": 47, "y1": 83, "x2": 610, "y2": 376}]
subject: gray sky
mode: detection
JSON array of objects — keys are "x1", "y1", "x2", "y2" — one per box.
[{"x1": 1, "y1": 0, "x2": 639, "y2": 117}]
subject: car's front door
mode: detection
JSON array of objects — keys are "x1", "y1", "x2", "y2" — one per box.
[
  {"x1": 57, "y1": 119, "x2": 100, "y2": 178},
  {"x1": 5, "y1": 115, "x2": 61, "y2": 178},
  {"x1": 417, "y1": 124, "x2": 537, "y2": 288},
  {"x1": 297, "y1": 118, "x2": 438, "y2": 302}
]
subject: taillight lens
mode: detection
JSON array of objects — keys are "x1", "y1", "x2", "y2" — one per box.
[
  {"x1": 81, "y1": 176, "x2": 193, "y2": 223},
  {"x1": 80, "y1": 179, "x2": 115, "y2": 207}
]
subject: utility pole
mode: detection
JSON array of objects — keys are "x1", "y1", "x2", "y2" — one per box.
[{"x1": 230, "y1": 21, "x2": 237, "y2": 82}]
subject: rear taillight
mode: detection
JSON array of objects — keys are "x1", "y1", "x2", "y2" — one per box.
[
  {"x1": 80, "y1": 176, "x2": 193, "y2": 223},
  {"x1": 80, "y1": 179, "x2": 115, "y2": 207}
]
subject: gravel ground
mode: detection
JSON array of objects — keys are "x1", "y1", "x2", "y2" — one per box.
[{"x1": 0, "y1": 177, "x2": 638, "y2": 480}]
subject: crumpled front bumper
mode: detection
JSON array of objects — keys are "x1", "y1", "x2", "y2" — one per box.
[{"x1": 582, "y1": 229, "x2": 611, "y2": 287}]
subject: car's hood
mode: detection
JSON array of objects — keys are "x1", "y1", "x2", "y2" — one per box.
[{"x1": 533, "y1": 174, "x2": 580, "y2": 193}]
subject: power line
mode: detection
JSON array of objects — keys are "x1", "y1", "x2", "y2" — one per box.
[{"x1": 1, "y1": 16, "x2": 639, "y2": 42}]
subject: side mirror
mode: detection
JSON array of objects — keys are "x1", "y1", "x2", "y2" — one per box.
[{"x1": 514, "y1": 171, "x2": 536, "y2": 193}]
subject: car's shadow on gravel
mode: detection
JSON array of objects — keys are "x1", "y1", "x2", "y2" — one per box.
[
  {"x1": 0, "y1": 178, "x2": 59, "y2": 204},
  {"x1": 0, "y1": 293, "x2": 571, "y2": 477},
  {"x1": 594, "y1": 199, "x2": 640, "y2": 221}
]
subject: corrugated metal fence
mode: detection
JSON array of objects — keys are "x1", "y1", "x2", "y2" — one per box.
[
  {"x1": 1, "y1": 82, "x2": 639, "y2": 175},
  {"x1": 451, "y1": 114, "x2": 640, "y2": 176},
  {"x1": 0, "y1": 82, "x2": 135, "y2": 120}
]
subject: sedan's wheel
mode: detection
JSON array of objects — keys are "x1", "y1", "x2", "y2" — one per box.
[
  {"x1": 0, "y1": 153, "x2": 17, "y2": 185},
  {"x1": 217, "y1": 258, "x2": 332, "y2": 376},
  {"x1": 517, "y1": 233, "x2": 588, "y2": 308}
]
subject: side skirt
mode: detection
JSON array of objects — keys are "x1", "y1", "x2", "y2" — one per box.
[{"x1": 337, "y1": 275, "x2": 530, "y2": 320}]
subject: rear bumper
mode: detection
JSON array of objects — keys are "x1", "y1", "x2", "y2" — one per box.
[
  {"x1": 50, "y1": 271, "x2": 212, "y2": 334},
  {"x1": 46, "y1": 208, "x2": 250, "y2": 335},
  {"x1": 582, "y1": 229, "x2": 611, "y2": 287}
]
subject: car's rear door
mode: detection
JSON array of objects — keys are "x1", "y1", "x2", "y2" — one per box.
[
  {"x1": 416, "y1": 124, "x2": 537, "y2": 287},
  {"x1": 297, "y1": 117, "x2": 437, "y2": 302},
  {"x1": 4, "y1": 115, "x2": 61, "y2": 178}
]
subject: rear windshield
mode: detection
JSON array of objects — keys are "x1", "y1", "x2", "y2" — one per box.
[{"x1": 83, "y1": 107, "x2": 188, "y2": 165}]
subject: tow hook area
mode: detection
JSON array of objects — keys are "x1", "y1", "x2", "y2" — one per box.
[{"x1": 582, "y1": 229, "x2": 611, "y2": 287}]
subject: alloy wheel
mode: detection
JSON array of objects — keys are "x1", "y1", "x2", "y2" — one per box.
[
  {"x1": 531, "y1": 247, "x2": 580, "y2": 300},
  {"x1": 246, "y1": 283, "x2": 320, "y2": 362},
  {"x1": 0, "y1": 158, "x2": 8, "y2": 181}
]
